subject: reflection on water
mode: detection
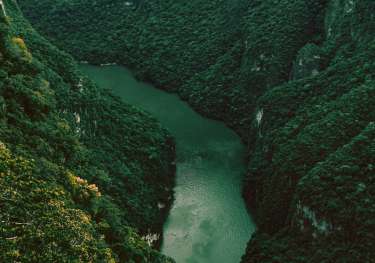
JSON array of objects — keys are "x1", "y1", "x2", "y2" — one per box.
[{"x1": 81, "y1": 65, "x2": 256, "y2": 263}]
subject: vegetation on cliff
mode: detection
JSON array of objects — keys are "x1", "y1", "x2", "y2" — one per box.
[
  {"x1": 0, "y1": 1, "x2": 175, "y2": 261},
  {"x1": 17, "y1": 0, "x2": 375, "y2": 261}
]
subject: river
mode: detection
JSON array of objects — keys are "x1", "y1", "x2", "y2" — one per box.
[{"x1": 80, "y1": 65, "x2": 256, "y2": 263}]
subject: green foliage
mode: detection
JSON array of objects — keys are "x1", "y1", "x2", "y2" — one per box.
[
  {"x1": 0, "y1": 1, "x2": 176, "y2": 261},
  {"x1": 0, "y1": 144, "x2": 115, "y2": 262},
  {"x1": 241, "y1": 0, "x2": 326, "y2": 88},
  {"x1": 242, "y1": 1, "x2": 375, "y2": 261},
  {"x1": 16, "y1": 0, "x2": 375, "y2": 261}
]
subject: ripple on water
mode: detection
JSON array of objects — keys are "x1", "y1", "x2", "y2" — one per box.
[{"x1": 80, "y1": 64, "x2": 256, "y2": 263}]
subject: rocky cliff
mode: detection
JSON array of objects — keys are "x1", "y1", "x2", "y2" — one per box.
[
  {"x1": 0, "y1": 0, "x2": 175, "y2": 261},
  {"x1": 18, "y1": 0, "x2": 375, "y2": 261}
]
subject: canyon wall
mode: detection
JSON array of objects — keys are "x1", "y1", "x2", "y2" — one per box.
[
  {"x1": 0, "y1": 1, "x2": 175, "y2": 261},
  {"x1": 18, "y1": 0, "x2": 375, "y2": 261}
]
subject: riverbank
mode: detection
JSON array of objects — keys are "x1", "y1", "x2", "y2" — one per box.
[
  {"x1": 0, "y1": 1, "x2": 177, "y2": 261},
  {"x1": 18, "y1": 0, "x2": 375, "y2": 261},
  {"x1": 81, "y1": 64, "x2": 256, "y2": 263}
]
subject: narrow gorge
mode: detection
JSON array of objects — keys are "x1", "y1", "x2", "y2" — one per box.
[
  {"x1": 0, "y1": 0, "x2": 374, "y2": 262},
  {"x1": 80, "y1": 64, "x2": 256, "y2": 262}
]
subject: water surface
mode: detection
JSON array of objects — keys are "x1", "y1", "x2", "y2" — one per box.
[{"x1": 81, "y1": 65, "x2": 256, "y2": 263}]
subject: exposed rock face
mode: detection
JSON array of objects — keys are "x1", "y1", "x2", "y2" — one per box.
[
  {"x1": 294, "y1": 201, "x2": 333, "y2": 236},
  {"x1": 17, "y1": 0, "x2": 375, "y2": 261},
  {"x1": 291, "y1": 44, "x2": 322, "y2": 80},
  {"x1": 0, "y1": 0, "x2": 6, "y2": 17}
]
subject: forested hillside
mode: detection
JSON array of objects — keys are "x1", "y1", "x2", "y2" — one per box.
[
  {"x1": 16, "y1": 0, "x2": 375, "y2": 261},
  {"x1": 0, "y1": 1, "x2": 175, "y2": 262}
]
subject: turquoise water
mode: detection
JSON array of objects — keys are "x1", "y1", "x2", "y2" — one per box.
[{"x1": 81, "y1": 65, "x2": 255, "y2": 263}]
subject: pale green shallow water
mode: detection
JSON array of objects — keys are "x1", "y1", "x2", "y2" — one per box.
[{"x1": 81, "y1": 65, "x2": 256, "y2": 263}]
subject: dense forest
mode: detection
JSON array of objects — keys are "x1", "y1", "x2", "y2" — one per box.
[
  {"x1": 0, "y1": 0, "x2": 176, "y2": 262},
  {"x1": 1, "y1": 0, "x2": 374, "y2": 261}
]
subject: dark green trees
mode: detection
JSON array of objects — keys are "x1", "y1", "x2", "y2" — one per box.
[
  {"x1": 0, "y1": 1, "x2": 175, "y2": 261},
  {"x1": 16, "y1": 0, "x2": 375, "y2": 261}
]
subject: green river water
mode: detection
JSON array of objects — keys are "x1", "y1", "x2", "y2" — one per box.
[{"x1": 81, "y1": 65, "x2": 256, "y2": 263}]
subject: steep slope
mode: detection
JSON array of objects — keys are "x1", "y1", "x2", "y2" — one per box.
[
  {"x1": 17, "y1": 0, "x2": 324, "y2": 139},
  {"x1": 18, "y1": 0, "x2": 375, "y2": 261},
  {"x1": 0, "y1": 1, "x2": 175, "y2": 262},
  {"x1": 242, "y1": 1, "x2": 375, "y2": 261}
]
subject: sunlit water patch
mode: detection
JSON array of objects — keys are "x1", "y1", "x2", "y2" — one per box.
[{"x1": 81, "y1": 65, "x2": 256, "y2": 263}]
